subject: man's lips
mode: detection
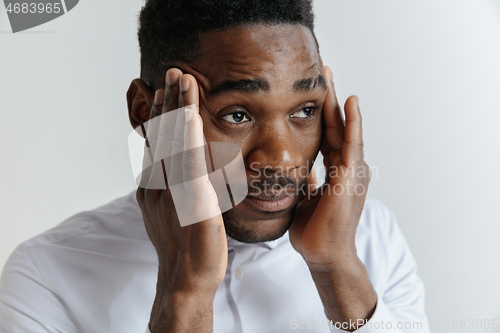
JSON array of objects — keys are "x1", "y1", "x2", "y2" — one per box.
[{"x1": 245, "y1": 190, "x2": 296, "y2": 212}]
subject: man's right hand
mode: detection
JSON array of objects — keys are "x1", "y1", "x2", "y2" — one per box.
[{"x1": 136, "y1": 68, "x2": 227, "y2": 332}]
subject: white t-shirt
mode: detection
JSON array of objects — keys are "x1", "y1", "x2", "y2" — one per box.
[{"x1": 0, "y1": 191, "x2": 429, "y2": 332}]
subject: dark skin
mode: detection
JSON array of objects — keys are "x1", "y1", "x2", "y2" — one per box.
[{"x1": 127, "y1": 24, "x2": 376, "y2": 332}]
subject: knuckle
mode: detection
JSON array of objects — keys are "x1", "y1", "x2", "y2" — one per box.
[
  {"x1": 182, "y1": 157, "x2": 198, "y2": 170},
  {"x1": 163, "y1": 94, "x2": 176, "y2": 110}
]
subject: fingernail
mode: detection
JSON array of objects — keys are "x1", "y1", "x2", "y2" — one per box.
[
  {"x1": 180, "y1": 77, "x2": 190, "y2": 92},
  {"x1": 166, "y1": 69, "x2": 179, "y2": 86},
  {"x1": 185, "y1": 108, "x2": 193, "y2": 122},
  {"x1": 153, "y1": 90, "x2": 163, "y2": 105}
]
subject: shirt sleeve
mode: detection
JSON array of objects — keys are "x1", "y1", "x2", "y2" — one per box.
[
  {"x1": 0, "y1": 245, "x2": 81, "y2": 333},
  {"x1": 330, "y1": 203, "x2": 430, "y2": 333}
]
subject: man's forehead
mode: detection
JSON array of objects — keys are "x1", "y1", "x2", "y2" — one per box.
[{"x1": 188, "y1": 24, "x2": 323, "y2": 94}]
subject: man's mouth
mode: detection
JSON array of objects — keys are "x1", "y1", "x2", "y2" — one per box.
[{"x1": 245, "y1": 190, "x2": 296, "y2": 212}]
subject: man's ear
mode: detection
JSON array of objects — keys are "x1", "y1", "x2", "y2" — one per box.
[{"x1": 126, "y1": 78, "x2": 154, "y2": 129}]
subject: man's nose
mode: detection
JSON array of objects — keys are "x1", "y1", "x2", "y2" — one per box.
[{"x1": 246, "y1": 122, "x2": 304, "y2": 173}]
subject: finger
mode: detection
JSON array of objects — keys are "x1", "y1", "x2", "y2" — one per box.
[
  {"x1": 322, "y1": 153, "x2": 331, "y2": 184},
  {"x1": 143, "y1": 88, "x2": 165, "y2": 153},
  {"x1": 146, "y1": 111, "x2": 169, "y2": 190},
  {"x1": 182, "y1": 109, "x2": 208, "y2": 184},
  {"x1": 341, "y1": 95, "x2": 364, "y2": 167},
  {"x1": 307, "y1": 166, "x2": 318, "y2": 193},
  {"x1": 149, "y1": 89, "x2": 165, "y2": 119},
  {"x1": 322, "y1": 66, "x2": 345, "y2": 152},
  {"x1": 165, "y1": 73, "x2": 201, "y2": 182},
  {"x1": 173, "y1": 108, "x2": 221, "y2": 227},
  {"x1": 162, "y1": 68, "x2": 183, "y2": 113},
  {"x1": 167, "y1": 104, "x2": 189, "y2": 185},
  {"x1": 178, "y1": 74, "x2": 200, "y2": 114},
  {"x1": 174, "y1": 72, "x2": 205, "y2": 180},
  {"x1": 146, "y1": 69, "x2": 181, "y2": 190},
  {"x1": 169, "y1": 73, "x2": 201, "y2": 166},
  {"x1": 146, "y1": 68, "x2": 184, "y2": 190},
  {"x1": 139, "y1": 89, "x2": 165, "y2": 189}
]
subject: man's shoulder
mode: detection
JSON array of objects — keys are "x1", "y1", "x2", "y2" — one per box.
[
  {"x1": 2, "y1": 190, "x2": 153, "y2": 294},
  {"x1": 359, "y1": 196, "x2": 397, "y2": 231},
  {"x1": 15, "y1": 190, "x2": 146, "y2": 254},
  {"x1": 0, "y1": 191, "x2": 156, "y2": 332},
  {"x1": 356, "y1": 197, "x2": 405, "y2": 259}
]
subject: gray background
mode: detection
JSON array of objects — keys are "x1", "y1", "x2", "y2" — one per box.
[{"x1": 1, "y1": 1, "x2": 499, "y2": 332}]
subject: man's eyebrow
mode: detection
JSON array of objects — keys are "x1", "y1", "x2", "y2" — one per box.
[
  {"x1": 293, "y1": 75, "x2": 326, "y2": 92},
  {"x1": 209, "y1": 78, "x2": 270, "y2": 96},
  {"x1": 208, "y1": 75, "x2": 326, "y2": 96}
]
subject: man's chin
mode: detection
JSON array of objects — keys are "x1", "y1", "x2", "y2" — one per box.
[{"x1": 222, "y1": 203, "x2": 297, "y2": 244}]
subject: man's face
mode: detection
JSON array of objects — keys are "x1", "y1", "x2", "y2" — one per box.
[{"x1": 175, "y1": 24, "x2": 326, "y2": 243}]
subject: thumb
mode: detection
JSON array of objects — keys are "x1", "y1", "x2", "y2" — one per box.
[{"x1": 307, "y1": 166, "x2": 318, "y2": 195}]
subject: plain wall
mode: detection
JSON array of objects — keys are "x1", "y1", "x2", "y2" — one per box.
[{"x1": 1, "y1": 1, "x2": 499, "y2": 332}]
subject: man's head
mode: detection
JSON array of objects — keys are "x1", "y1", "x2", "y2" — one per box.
[
  {"x1": 128, "y1": 0, "x2": 327, "y2": 243},
  {"x1": 137, "y1": 0, "x2": 318, "y2": 92}
]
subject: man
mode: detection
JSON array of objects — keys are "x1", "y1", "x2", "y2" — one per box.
[{"x1": 0, "y1": 0, "x2": 429, "y2": 332}]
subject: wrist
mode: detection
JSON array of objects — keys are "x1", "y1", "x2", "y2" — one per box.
[
  {"x1": 309, "y1": 256, "x2": 366, "y2": 291},
  {"x1": 150, "y1": 288, "x2": 215, "y2": 333},
  {"x1": 305, "y1": 247, "x2": 360, "y2": 274},
  {"x1": 309, "y1": 258, "x2": 377, "y2": 330},
  {"x1": 156, "y1": 263, "x2": 222, "y2": 296}
]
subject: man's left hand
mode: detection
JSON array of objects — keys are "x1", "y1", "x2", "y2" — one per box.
[{"x1": 289, "y1": 66, "x2": 377, "y2": 330}]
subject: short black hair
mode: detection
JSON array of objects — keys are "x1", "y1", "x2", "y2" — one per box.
[{"x1": 137, "y1": 0, "x2": 317, "y2": 91}]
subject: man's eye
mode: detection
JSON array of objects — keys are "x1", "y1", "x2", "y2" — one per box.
[
  {"x1": 221, "y1": 112, "x2": 251, "y2": 124},
  {"x1": 291, "y1": 107, "x2": 317, "y2": 119}
]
